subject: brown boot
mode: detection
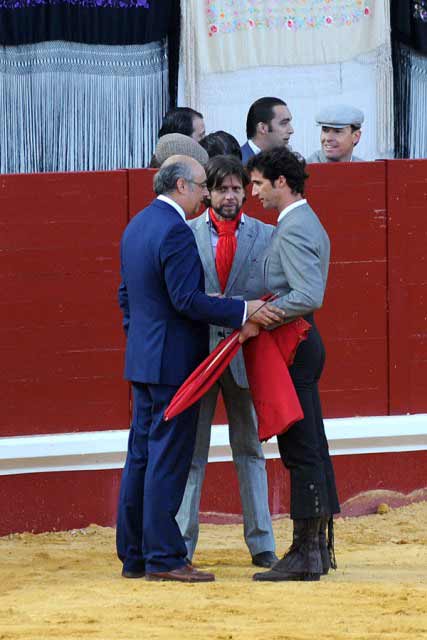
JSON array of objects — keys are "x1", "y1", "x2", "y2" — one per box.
[
  {"x1": 253, "y1": 518, "x2": 322, "y2": 582},
  {"x1": 319, "y1": 515, "x2": 337, "y2": 575}
]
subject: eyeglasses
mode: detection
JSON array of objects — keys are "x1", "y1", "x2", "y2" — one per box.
[{"x1": 187, "y1": 179, "x2": 207, "y2": 189}]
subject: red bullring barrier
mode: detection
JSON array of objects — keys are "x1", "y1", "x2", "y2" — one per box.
[{"x1": 1, "y1": 161, "x2": 426, "y2": 534}]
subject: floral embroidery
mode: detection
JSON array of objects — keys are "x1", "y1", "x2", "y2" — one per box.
[
  {"x1": 413, "y1": 0, "x2": 427, "y2": 22},
  {"x1": 206, "y1": 0, "x2": 372, "y2": 36},
  {"x1": 0, "y1": 0, "x2": 149, "y2": 7}
]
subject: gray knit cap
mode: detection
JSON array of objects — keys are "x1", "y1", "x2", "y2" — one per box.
[{"x1": 155, "y1": 133, "x2": 209, "y2": 167}]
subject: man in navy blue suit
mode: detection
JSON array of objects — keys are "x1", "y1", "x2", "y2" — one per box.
[
  {"x1": 241, "y1": 97, "x2": 294, "y2": 164},
  {"x1": 116, "y1": 155, "x2": 283, "y2": 583}
]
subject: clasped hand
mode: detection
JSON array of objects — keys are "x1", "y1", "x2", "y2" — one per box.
[{"x1": 239, "y1": 300, "x2": 285, "y2": 344}]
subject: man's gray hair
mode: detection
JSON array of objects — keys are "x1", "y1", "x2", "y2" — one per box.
[{"x1": 154, "y1": 161, "x2": 194, "y2": 195}]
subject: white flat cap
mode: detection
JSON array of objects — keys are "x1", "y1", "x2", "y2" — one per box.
[{"x1": 315, "y1": 104, "x2": 364, "y2": 128}]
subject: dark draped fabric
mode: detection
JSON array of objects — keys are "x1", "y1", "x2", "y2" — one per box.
[
  {"x1": 0, "y1": 0, "x2": 180, "y2": 105},
  {"x1": 391, "y1": 0, "x2": 427, "y2": 54},
  {"x1": 392, "y1": 42, "x2": 412, "y2": 158},
  {"x1": 391, "y1": 0, "x2": 427, "y2": 157}
]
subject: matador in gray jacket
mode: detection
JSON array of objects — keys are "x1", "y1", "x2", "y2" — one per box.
[
  {"x1": 246, "y1": 147, "x2": 340, "y2": 582},
  {"x1": 177, "y1": 155, "x2": 278, "y2": 569}
]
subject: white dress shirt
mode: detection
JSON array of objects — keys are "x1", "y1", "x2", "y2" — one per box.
[
  {"x1": 157, "y1": 194, "x2": 187, "y2": 221},
  {"x1": 277, "y1": 198, "x2": 307, "y2": 224},
  {"x1": 248, "y1": 139, "x2": 262, "y2": 155}
]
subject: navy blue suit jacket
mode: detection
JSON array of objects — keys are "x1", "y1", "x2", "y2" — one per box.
[
  {"x1": 240, "y1": 141, "x2": 256, "y2": 165},
  {"x1": 119, "y1": 198, "x2": 245, "y2": 386}
]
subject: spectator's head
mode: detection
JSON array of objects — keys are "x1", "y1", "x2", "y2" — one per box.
[
  {"x1": 199, "y1": 130, "x2": 242, "y2": 160},
  {"x1": 154, "y1": 133, "x2": 209, "y2": 167},
  {"x1": 247, "y1": 147, "x2": 308, "y2": 210},
  {"x1": 315, "y1": 104, "x2": 364, "y2": 162},
  {"x1": 158, "y1": 107, "x2": 206, "y2": 142},
  {"x1": 154, "y1": 155, "x2": 209, "y2": 217},
  {"x1": 204, "y1": 155, "x2": 249, "y2": 220},
  {"x1": 246, "y1": 97, "x2": 294, "y2": 151}
]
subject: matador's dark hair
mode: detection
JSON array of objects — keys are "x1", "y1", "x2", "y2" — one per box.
[{"x1": 247, "y1": 147, "x2": 308, "y2": 196}]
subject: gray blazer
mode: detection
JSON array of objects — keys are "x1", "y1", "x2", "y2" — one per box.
[
  {"x1": 189, "y1": 211, "x2": 273, "y2": 388},
  {"x1": 263, "y1": 201, "x2": 330, "y2": 318}
]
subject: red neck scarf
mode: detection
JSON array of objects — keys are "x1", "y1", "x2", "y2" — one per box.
[{"x1": 209, "y1": 207, "x2": 242, "y2": 292}]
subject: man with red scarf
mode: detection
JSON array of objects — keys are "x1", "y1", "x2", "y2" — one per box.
[{"x1": 176, "y1": 155, "x2": 278, "y2": 569}]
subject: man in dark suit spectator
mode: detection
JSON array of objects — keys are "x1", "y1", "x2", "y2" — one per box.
[
  {"x1": 241, "y1": 97, "x2": 294, "y2": 164},
  {"x1": 158, "y1": 107, "x2": 206, "y2": 142}
]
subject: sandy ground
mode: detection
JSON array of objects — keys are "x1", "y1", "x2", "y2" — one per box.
[{"x1": 0, "y1": 502, "x2": 426, "y2": 640}]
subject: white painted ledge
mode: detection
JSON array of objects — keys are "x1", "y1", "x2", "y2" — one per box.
[{"x1": 0, "y1": 414, "x2": 426, "y2": 476}]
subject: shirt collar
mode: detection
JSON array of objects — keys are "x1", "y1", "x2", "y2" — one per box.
[
  {"x1": 277, "y1": 198, "x2": 307, "y2": 223},
  {"x1": 248, "y1": 139, "x2": 261, "y2": 155},
  {"x1": 157, "y1": 195, "x2": 186, "y2": 222}
]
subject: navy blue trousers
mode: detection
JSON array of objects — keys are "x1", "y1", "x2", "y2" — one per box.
[
  {"x1": 277, "y1": 316, "x2": 340, "y2": 520},
  {"x1": 116, "y1": 382, "x2": 200, "y2": 574}
]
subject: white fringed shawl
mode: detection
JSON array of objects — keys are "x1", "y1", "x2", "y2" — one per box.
[{"x1": 0, "y1": 40, "x2": 169, "y2": 174}]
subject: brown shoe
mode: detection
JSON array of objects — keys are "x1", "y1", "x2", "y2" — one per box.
[{"x1": 146, "y1": 564, "x2": 215, "y2": 583}]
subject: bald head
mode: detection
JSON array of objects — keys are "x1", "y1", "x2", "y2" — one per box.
[
  {"x1": 154, "y1": 155, "x2": 208, "y2": 218},
  {"x1": 161, "y1": 154, "x2": 204, "y2": 174},
  {"x1": 154, "y1": 155, "x2": 201, "y2": 196}
]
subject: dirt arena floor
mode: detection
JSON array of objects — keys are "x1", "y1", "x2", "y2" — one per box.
[{"x1": 1, "y1": 501, "x2": 426, "y2": 640}]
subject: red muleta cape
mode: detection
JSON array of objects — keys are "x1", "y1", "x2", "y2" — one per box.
[{"x1": 164, "y1": 317, "x2": 311, "y2": 442}]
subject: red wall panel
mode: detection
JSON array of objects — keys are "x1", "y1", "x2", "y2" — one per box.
[
  {"x1": 1, "y1": 160, "x2": 426, "y2": 441},
  {"x1": 128, "y1": 168, "x2": 157, "y2": 218},
  {"x1": 130, "y1": 163, "x2": 389, "y2": 419},
  {"x1": 306, "y1": 163, "x2": 388, "y2": 417},
  {"x1": 2, "y1": 450, "x2": 426, "y2": 535},
  {"x1": 387, "y1": 160, "x2": 427, "y2": 414},
  {"x1": 199, "y1": 451, "x2": 427, "y2": 520},
  {"x1": 0, "y1": 470, "x2": 122, "y2": 535},
  {"x1": 209, "y1": 163, "x2": 389, "y2": 418},
  {"x1": 1, "y1": 161, "x2": 427, "y2": 534},
  {"x1": 0, "y1": 171, "x2": 129, "y2": 436}
]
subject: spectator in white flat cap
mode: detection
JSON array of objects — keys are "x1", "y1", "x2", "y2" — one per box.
[
  {"x1": 307, "y1": 105, "x2": 365, "y2": 164},
  {"x1": 151, "y1": 133, "x2": 209, "y2": 168}
]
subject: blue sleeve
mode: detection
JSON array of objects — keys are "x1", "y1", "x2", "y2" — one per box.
[{"x1": 161, "y1": 222, "x2": 244, "y2": 329}]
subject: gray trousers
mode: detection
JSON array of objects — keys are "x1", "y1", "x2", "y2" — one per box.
[{"x1": 176, "y1": 367, "x2": 276, "y2": 559}]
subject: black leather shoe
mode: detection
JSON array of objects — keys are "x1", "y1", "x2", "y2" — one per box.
[
  {"x1": 251, "y1": 551, "x2": 279, "y2": 568},
  {"x1": 121, "y1": 567, "x2": 145, "y2": 579}
]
